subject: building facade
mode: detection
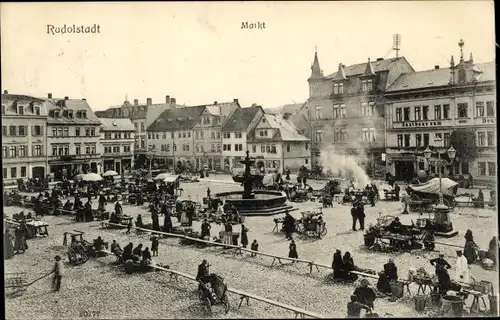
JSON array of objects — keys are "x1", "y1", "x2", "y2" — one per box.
[
  {"x1": 248, "y1": 114, "x2": 310, "y2": 172},
  {"x1": 1, "y1": 91, "x2": 48, "y2": 183},
  {"x1": 95, "y1": 95, "x2": 180, "y2": 169},
  {"x1": 221, "y1": 105, "x2": 264, "y2": 170},
  {"x1": 192, "y1": 100, "x2": 240, "y2": 170},
  {"x1": 99, "y1": 118, "x2": 135, "y2": 173},
  {"x1": 306, "y1": 51, "x2": 415, "y2": 176},
  {"x1": 45, "y1": 94, "x2": 102, "y2": 179},
  {"x1": 385, "y1": 43, "x2": 496, "y2": 184},
  {"x1": 146, "y1": 106, "x2": 206, "y2": 169}
]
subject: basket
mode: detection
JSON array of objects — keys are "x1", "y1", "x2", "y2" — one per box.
[
  {"x1": 414, "y1": 295, "x2": 427, "y2": 312},
  {"x1": 390, "y1": 281, "x2": 404, "y2": 299},
  {"x1": 471, "y1": 280, "x2": 493, "y2": 294}
]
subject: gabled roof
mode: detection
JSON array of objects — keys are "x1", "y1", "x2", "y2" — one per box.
[
  {"x1": 1, "y1": 94, "x2": 47, "y2": 116},
  {"x1": 99, "y1": 118, "x2": 135, "y2": 131},
  {"x1": 147, "y1": 106, "x2": 206, "y2": 132},
  {"x1": 281, "y1": 103, "x2": 304, "y2": 115},
  {"x1": 222, "y1": 106, "x2": 262, "y2": 132},
  {"x1": 326, "y1": 57, "x2": 410, "y2": 80},
  {"x1": 263, "y1": 114, "x2": 309, "y2": 142},
  {"x1": 45, "y1": 98, "x2": 101, "y2": 124},
  {"x1": 387, "y1": 61, "x2": 495, "y2": 92}
]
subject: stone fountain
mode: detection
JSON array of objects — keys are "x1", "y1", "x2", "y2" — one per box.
[{"x1": 215, "y1": 150, "x2": 296, "y2": 216}]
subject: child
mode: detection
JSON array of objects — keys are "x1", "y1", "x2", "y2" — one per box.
[
  {"x1": 51, "y1": 255, "x2": 64, "y2": 292},
  {"x1": 250, "y1": 239, "x2": 259, "y2": 257},
  {"x1": 151, "y1": 236, "x2": 159, "y2": 257}
]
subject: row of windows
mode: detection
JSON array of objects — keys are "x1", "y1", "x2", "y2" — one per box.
[
  {"x1": 477, "y1": 162, "x2": 496, "y2": 177},
  {"x1": 2, "y1": 125, "x2": 44, "y2": 136},
  {"x1": 104, "y1": 132, "x2": 133, "y2": 140},
  {"x1": 198, "y1": 116, "x2": 222, "y2": 126},
  {"x1": 315, "y1": 128, "x2": 375, "y2": 143},
  {"x1": 3, "y1": 167, "x2": 28, "y2": 179},
  {"x1": 395, "y1": 101, "x2": 495, "y2": 122},
  {"x1": 2, "y1": 104, "x2": 41, "y2": 116},
  {"x1": 49, "y1": 109, "x2": 87, "y2": 119},
  {"x1": 103, "y1": 145, "x2": 132, "y2": 153},
  {"x1": 397, "y1": 133, "x2": 450, "y2": 148},
  {"x1": 157, "y1": 144, "x2": 190, "y2": 152},
  {"x1": 51, "y1": 144, "x2": 97, "y2": 156},
  {"x1": 314, "y1": 101, "x2": 375, "y2": 120},
  {"x1": 2, "y1": 145, "x2": 43, "y2": 158},
  {"x1": 477, "y1": 132, "x2": 496, "y2": 147},
  {"x1": 134, "y1": 122, "x2": 146, "y2": 133},
  {"x1": 52, "y1": 127, "x2": 97, "y2": 137},
  {"x1": 222, "y1": 132, "x2": 242, "y2": 139},
  {"x1": 222, "y1": 144, "x2": 242, "y2": 152}
]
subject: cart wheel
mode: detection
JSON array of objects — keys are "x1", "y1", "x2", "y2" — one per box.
[
  {"x1": 321, "y1": 226, "x2": 328, "y2": 237},
  {"x1": 223, "y1": 295, "x2": 231, "y2": 314},
  {"x1": 203, "y1": 297, "x2": 212, "y2": 315}
]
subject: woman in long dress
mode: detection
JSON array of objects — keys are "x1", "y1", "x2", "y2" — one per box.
[
  {"x1": 4, "y1": 230, "x2": 15, "y2": 259},
  {"x1": 240, "y1": 225, "x2": 249, "y2": 248},
  {"x1": 180, "y1": 209, "x2": 189, "y2": 226}
]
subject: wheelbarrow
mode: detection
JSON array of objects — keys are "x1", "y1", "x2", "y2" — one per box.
[{"x1": 5, "y1": 272, "x2": 53, "y2": 297}]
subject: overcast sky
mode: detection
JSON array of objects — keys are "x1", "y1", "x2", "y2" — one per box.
[{"x1": 1, "y1": 1, "x2": 495, "y2": 111}]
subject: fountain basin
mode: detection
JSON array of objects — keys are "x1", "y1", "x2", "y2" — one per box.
[{"x1": 215, "y1": 190, "x2": 296, "y2": 216}]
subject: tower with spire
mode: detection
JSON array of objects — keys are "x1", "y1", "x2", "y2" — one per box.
[{"x1": 308, "y1": 47, "x2": 324, "y2": 98}]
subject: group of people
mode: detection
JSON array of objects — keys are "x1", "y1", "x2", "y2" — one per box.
[
  {"x1": 4, "y1": 219, "x2": 29, "y2": 259},
  {"x1": 332, "y1": 250, "x2": 359, "y2": 283}
]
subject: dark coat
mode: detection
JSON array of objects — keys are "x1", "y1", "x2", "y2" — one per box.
[
  {"x1": 196, "y1": 263, "x2": 208, "y2": 281},
  {"x1": 288, "y1": 243, "x2": 298, "y2": 258},
  {"x1": 241, "y1": 227, "x2": 249, "y2": 247}
]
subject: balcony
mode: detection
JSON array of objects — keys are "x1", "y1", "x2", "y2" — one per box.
[
  {"x1": 392, "y1": 118, "x2": 454, "y2": 129},
  {"x1": 474, "y1": 117, "x2": 495, "y2": 125}
]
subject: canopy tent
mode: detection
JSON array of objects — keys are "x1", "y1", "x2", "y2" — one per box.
[
  {"x1": 409, "y1": 177, "x2": 458, "y2": 197},
  {"x1": 161, "y1": 175, "x2": 180, "y2": 183},
  {"x1": 82, "y1": 173, "x2": 103, "y2": 182},
  {"x1": 153, "y1": 173, "x2": 178, "y2": 181},
  {"x1": 103, "y1": 170, "x2": 119, "y2": 177}
]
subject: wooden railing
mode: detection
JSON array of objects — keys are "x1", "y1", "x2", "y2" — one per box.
[{"x1": 98, "y1": 248, "x2": 324, "y2": 319}]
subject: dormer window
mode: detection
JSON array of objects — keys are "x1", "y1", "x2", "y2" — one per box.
[
  {"x1": 63, "y1": 110, "x2": 69, "y2": 117},
  {"x1": 54, "y1": 110, "x2": 61, "y2": 118},
  {"x1": 68, "y1": 110, "x2": 73, "y2": 118},
  {"x1": 458, "y1": 69, "x2": 466, "y2": 83},
  {"x1": 333, "y1": 82, "x2": 344, "y2": 95},
  {"x1": 82, "y1": 110, "x2": 87, "y2": 118},
  {"x1": 361, "y1": 79, "x2": 373, "y2": 92},
  {"x1": 18, "y1": 106, "x2": 24, "y2": 115},
  {"x1": 34, "y1": 106, "x2": 40, "y2": 115}
]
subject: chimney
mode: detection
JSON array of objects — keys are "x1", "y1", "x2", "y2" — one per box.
[
  {"x1": 3, "y1": 90, "x2": 8, "y2": 94},
  {"x1": 64, "y1": 96, "x2": 69, "y2": 100},
  {"x1": 134, "y1": 99, "x2": 138, "y2": 106},
  {"x1": 48, "y1": 93, "x2": 52, "y2": 98},
  {"x1": 376, "y1": 58, "x2": 384, "y2": 61},
  {"x1": 214, "y1": 101, "x2": 218, "y2": 105},
  {"x1": 82, "y1": 98, "x2": 86, "y2": 101},
  {"x1": 171, "y1": 98, "x2": 176, "y2": 105},
  {"x1": 166, "y1": 95, "x2": 170, "y2": 103},
  {"x1": 233, "y1": 98, "x2": 238, "y2": 103},
  {"x1": 434, "y1": 65, "x2": 440, "y2": 70},
  {"x1": 146, "y1": 98, "x2": 152, "y2": 105}
]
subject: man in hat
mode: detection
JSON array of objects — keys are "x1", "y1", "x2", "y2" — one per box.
[
  {"x1": 454, "y1": 250, "x2": 470, "y2": 283},
  {"x1": 51, "y1": 255, "x2": 64, "y2": 292},
  {"x1": 430, "y1": 254, "x2": 452, "y2": 294}
]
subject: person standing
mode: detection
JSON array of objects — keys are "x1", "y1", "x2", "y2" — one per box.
[
  {"x1": 250, "y1": 239, "x2": 259, "y2": 257},
  {"x1": 288, "y1": 240, "x2": 298, "y2": 262},
  {"x1": 51, "y1": 255, "x2": 64, "y2": 292},
  {"x1": 98, "y1": 193, "x2": 107, "y2": 211},
  {"x1": 430, "y1": 254, "x2": 452, "y2": 294},
  {"x1": 240, "y1": 224, "x2": 249, "y2": 248},
  {"x1": 115, "y1": 201, "x2": 123, "y2": 216},
  {"x1": 283, "y1": 211, "x2": 295, "y2": 240},
  {"x1": 454, "y1": 250, "x2": 470, "y2": 283},
  {"x1": 332, "y1": 249, "x2": 344, "y2": 281},
  {"x1": 201, "y1": 219, "x2": 211, "y2": 239},
  {"x1": 351, "y1": 203, "x2": 359, "y2": 231},
  {"x1": 151, "y1": 236, "x2": 159, "y2": 257},
  {"x1": 356, "y1": 202, "x2": 366, "y2": 231},
  {"x1": 206, "y1": 188, "x2": 211, "y2": 199},
  {"x1": 163, "y1": 213, "x2": 173, "y2": 233},
  {"x1": 152, "y1": 211, "x2": 160, "y2": 231},
  {"x1": 393, "y1": 183, "x2": 400, "y2": 201}
]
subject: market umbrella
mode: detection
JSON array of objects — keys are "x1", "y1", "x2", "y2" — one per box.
[
  {"x1": 103, "y1": 170, "x2": 119, "y2": 177},
  {"x1": 82, "y1": 173, "x2": 103, "y2": 182}
]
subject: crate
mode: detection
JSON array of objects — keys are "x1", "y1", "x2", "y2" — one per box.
[{"x1": 471, "y1": 280, "x2": 493, "y2": 294}]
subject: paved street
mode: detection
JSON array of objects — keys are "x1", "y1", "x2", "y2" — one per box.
[{"x1": 5, "y1": 176, "x2": 498, "y2": 319}]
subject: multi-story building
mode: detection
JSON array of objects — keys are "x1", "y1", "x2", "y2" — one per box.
[
  {"x1": 306, "y1": 50, "x2": 415, "y2": 174},
  {"x1": 45, "y1": 94, "x2": 102, "y2": 179},
  {"x1": 95, "y1": 95, "x2": 180, "y2": 168},
  {"x1": 248, "y1": 114, "x2": 310, "y2": 172},
  {"x1": 192, "y1": 100, "x2": 240, "y2": 170},
  {"x1": 221, "y1": 105, "x2": 264, "y2": 170},
  {"x1": 146, "y1": 106, "x2": 206, "y2": 169},
  {"x1": 385, "y1": 41, "x2": 496, "y2": 184},
  {"x1": 99, "y1": 118, "x2": 135, "y2": 173},
  {"x1": 1, "y1": 91, "x2": 48, "y2": 183}
]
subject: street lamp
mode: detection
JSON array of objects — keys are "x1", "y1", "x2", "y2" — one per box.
[{"x1": 423, "y1": 142, "x2": 457, "y2": 209}]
